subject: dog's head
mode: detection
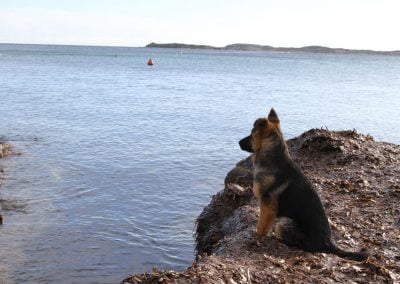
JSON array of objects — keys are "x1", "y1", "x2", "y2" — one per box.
[{"x1": 239, "y1": 108, "x2": 282, "y2": 153}]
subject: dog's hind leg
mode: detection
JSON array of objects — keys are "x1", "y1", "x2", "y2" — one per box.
[
  {"x1": 256, "y1": 200, "x2": 277, "y2": 236},
  {"x1": 274, "y1": 217, "x2": 306, "y2": 247}
]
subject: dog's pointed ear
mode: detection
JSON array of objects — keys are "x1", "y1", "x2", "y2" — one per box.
[{"x1": 267, "y1": 108, "x2": 279, "y2": 124}]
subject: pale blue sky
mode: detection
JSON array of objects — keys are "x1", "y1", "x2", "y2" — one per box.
[{"x1": 1, "y1": 0, "x2": 399, "y2": 50}]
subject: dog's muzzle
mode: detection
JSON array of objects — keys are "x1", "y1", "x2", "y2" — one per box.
[{"x1": 239, "y1": 135, "x2": 253, "y2": 153}]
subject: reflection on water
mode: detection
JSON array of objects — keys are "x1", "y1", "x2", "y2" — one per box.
[{"x1": 0, "y1": 44, "x2": 399, "y2": 283}]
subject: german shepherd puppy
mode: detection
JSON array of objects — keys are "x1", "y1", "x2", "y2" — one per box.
[{"x1": 239, "y1": 108, "x2": 368, "y2": 261}]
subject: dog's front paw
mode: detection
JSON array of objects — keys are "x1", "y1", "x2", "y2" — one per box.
[
  {"x1": 253, "y1": 231, "x2": 263, "y2": 246},
  {"x1": 256, "y1": 225, "x2": 268, "y2": 237}
]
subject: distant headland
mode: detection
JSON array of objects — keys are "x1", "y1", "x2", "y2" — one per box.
[{"x1": 146, "y1": 42, "x2": 400, "y2": 56}]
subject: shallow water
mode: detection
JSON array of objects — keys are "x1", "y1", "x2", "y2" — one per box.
[{"x1": 0, "y1": 44, "x2": 399, "y2": 283}]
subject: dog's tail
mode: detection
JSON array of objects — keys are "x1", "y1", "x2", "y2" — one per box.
[
  {"x1": 327, "y1": 244, "x2": 369, "y2": 261},
  {"x1": 275, "y1": 218, "x2": 369, "y2": 261}
]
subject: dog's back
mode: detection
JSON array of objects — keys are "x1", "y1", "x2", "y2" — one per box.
[{"x1": 276, "y1": 163, "x2": 333, "y2": 251}]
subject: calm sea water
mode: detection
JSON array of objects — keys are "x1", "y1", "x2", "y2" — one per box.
[{"x1": 0, "y1": 44, "x2": 399, "y2": 283}]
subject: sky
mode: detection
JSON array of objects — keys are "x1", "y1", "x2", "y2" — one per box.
[{"x1": 1, "y1": 0, "x2": 399, "y2": 51}]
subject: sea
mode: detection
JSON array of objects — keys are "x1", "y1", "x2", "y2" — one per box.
[{"x1": 0, "y1": 43, "x2": 399, "y2": 283}]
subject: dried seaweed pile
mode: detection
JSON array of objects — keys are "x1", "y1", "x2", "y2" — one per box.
[{"x1": 123, "y1": 129, "x2": 400, "y2": 283}]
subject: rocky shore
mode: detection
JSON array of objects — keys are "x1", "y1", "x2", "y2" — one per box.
[
  {"x1": 0, "y1": 141, "x2": 12, "y2": 224},
  {"x1": 123, "y1": 129, "x2": 400, "y2": 283},
  {"x1": 0, "y1": 141, "x2": 11, "y2": 159}
]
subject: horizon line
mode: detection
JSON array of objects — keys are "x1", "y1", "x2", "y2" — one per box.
[{"x1": 1, "y1": 41, "x2": 400, "y2": 53}]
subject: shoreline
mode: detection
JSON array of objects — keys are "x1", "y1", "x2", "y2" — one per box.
[
  {"x1": 2, "y1": 42, "x2": 399, "y2": 56},
  {"x1": 146, "y1": 42, "x2": 400, "y2": 56},
  {"x1": 2, "y1": 132, "x2": 399, "y2": 282},
  {"x1": 123, "y1": 129, "x2": 400, "y2": 283}
]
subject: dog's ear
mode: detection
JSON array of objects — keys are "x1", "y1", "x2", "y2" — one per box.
[
  {"x1": 267, "y1": 108, "x2": 280, "y2": 124},
  {"x1": 254, "y1": 118, "x2": 268, "y2": 129}
]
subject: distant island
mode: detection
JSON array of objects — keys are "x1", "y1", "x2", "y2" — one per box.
[{"x1": 146, "y1": 42, "x2": 400, "y2": 56}]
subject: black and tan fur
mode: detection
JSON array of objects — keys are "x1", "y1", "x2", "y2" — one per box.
[{"x1": 239, "y1": 108, "x2": 368, "y2": 261}]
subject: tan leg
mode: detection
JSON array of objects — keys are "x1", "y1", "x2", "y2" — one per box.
[{"x1": 256, "y1": 201, "x2": 277, "y2": 236}]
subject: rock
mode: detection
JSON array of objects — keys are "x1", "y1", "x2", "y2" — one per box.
[
  {"x1": 123, "y1": 129, "x2": 400, "y2": 283},
  {"x1": 0, "y1": 199, "x2": 26, "y2": 211},
  {"x1": 0, "y1": 141, "x2": 12, "y2": 227},
  {"x1": 0, "y1": 142, "x2": 11, "y2": 158},
  {"x1": 226, "y1": 183, "x2": 250, "y2": 196}
]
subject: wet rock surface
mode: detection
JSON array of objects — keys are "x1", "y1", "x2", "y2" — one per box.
[
  {"x1": 0, "y1": 141, "x2": 12, "y2": 224},
  {"x1": 0, "y1": 198, "x2": 26, "y2": 212},
  {"x1": 125, "y1": 129, "x2": 399, "y2": 283},
  {"x1": 0, "y1": 141, "x2": 11, "y2": 159}
]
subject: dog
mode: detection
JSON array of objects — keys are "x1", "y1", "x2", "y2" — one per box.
[{"x1": 239, "y1": 108, "x2": 368, "y2": 261}]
